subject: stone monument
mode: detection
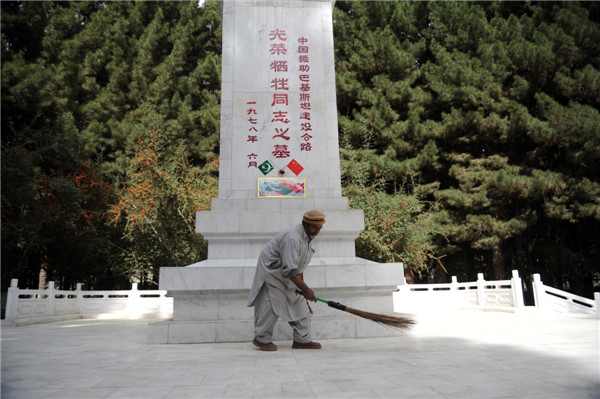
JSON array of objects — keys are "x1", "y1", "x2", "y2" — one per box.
[{"x1": 148, "y1": 0, "x2": 405, "y2": 344}]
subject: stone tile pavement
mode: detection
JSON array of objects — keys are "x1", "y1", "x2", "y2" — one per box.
[{"x1": 1, "y1": 309, "x2": 598, "y2": 398}]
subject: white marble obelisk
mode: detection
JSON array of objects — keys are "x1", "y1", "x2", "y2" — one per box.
[
  {"x1": 195, "y1": 0, "x2": 364, "y2": 262},
  {"x1": 149, "y1": 0, "x2": 405, "y2": 344}
]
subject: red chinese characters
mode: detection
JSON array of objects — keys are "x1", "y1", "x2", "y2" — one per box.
[
  {"x1": 246, "y1": 101, "x2": 259, "y2": 167},
  {"x1": 243, "y1": 28, "x2": 315, "y2": 175},
  {"x1": 297, "y1": 36, "x2": 312, "y2": 152},
  {"x1": 269, "y1": 28, "x2": 291, "y2": 160}
]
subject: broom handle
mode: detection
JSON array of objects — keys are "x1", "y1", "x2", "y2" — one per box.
[{"x1": 295, "y1": 290, "x2": 347, "y2": 311}]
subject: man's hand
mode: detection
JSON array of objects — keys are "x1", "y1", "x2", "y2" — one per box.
[
  {"x1": 291, "y1": 274, "x2": 316, "y2": 302},
  {"x1": 300, "y1": 286, "x2": 316, "y2": 302}
]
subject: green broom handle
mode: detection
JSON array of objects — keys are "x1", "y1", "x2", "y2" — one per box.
[{"x1": 295, "y1": 290, "x2": 347, "y2": 311}]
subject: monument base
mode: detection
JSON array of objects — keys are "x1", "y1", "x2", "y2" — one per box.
[
  {"x1": 148, "y1": 287, "x2": 403, "y2": 344},
  {"x1": 196, "y1": 197, "x2": 366, "y2": 260},
  {"x1": 148, "y1": 257, "x2": 406, "y2": 344}
]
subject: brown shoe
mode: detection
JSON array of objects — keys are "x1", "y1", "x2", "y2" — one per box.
[
  {"x1": 253, "y1": 338, "x2": 277, "y2": 351},
  {"x1": 292, "y1": 340, "x2": 321, "y2": 349}
]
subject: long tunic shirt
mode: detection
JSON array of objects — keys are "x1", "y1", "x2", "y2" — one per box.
[{"x1": 247, "y1": 224, "x2": 315, "y2": 322}]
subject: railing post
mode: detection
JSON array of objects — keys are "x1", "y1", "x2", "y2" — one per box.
[
  {"x1": 47, "y1": 281, "x2": 56, "y2": 318},
  {"x1": 532, "y1": 274, "x2": 544, "y2": 309},
  {"x1": 393, "y1": 276, "x2": 411, "y2": 313},
  {"x1": 511, "y1": 270, "x2": 524, "y2": 308},
  {"x1": 5, "y1": 279, "x2": 19, "y2": 327},
  {"x1": 477, "y1": 273, "x2": 485, "y2": 307},
  {"x1": 130, "y1": 283, "x2": 141, "y2": 318},
  {"x1": 75, "y1": 283, "x2": 83, "y2": 315},
  {"x1": 450, "y1": 276, "x2": 458, "y2": 307}
]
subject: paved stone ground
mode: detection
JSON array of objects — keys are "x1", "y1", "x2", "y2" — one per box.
[{"x1": 1, "y1": 309, "x2": 598, "y2": 399}]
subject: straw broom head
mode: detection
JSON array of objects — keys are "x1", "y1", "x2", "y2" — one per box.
[{"x1": 344, "y1": 306, "x2": 415, "y2": 329}]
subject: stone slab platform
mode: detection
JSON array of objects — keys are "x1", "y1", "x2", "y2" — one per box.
[{"x1": 2, "y1": 309, "x2": 598, "y2": 399}]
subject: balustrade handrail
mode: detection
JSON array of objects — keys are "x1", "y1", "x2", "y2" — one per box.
[
  {"x1": 393, "y1": 270, "x2": 598, "y2": 319},
  {"x1": 4, "y1": 279, "x2": 173, "y2": 326},
  {"x1": 532, "y1": 273, "x2": 599, "y2": 318},
  {"x1": 394, "y1": 270, "x2": 525, "y2": 313}
]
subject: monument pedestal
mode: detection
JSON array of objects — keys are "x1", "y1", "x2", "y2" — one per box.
[
  {"x1": 148, "y1": 256, "x2": 404, "y2": 344},
  {"x1": 148, "y1": 198, "x2": 406, "y2": 344}
]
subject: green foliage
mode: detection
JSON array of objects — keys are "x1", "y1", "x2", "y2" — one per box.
[
  {"x1": 1, "y1": 144, "x2": 118, "y2": 289},
  {"x1": 108, "y1": 108, "x2": 218, "y2": 286},
  {"x1": 2, "y1": 0, "x2": 221, "y2": 178},
  {"x1": 334, "y1": 1, "x2": 600, "y2": 294},
  {"x1": 344, "y1": 181, "x2": 444, "y2": 279},
  {"x1": 1, "y1": 1, "x2": 222, "y2": 290}
]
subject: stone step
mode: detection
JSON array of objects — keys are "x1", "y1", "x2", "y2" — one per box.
[
  {"x1": 159, "y1": 257, "x2": 404, "y2": 291},
  {"x1": 148, "y1": 314, "x2": 409, "y2": 344}
]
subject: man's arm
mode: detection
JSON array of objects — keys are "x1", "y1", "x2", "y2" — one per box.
[{"x1": 291, "y1": 273, "x2": 316, "y2": 302}]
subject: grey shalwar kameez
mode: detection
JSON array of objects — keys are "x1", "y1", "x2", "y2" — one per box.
[{"x1": 247, "y1": 223, "x2": 315, "y2": 344}]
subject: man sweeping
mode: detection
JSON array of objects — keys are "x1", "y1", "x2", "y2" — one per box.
[{"x1": 247, "y1": 210, "x2": 325, "y2": 351}]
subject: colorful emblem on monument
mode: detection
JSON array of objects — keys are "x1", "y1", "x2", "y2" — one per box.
[
  {"x1": 287, "y1": 159, "x2": 304, "y2": 175},
  {"x1": 258, "y1": 160, "x2": 275, "y2": 175},
  {"x1": 258, "y1": 178, "x2": 305, "y2": 197}
]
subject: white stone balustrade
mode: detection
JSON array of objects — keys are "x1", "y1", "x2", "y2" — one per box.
[
  {"x1": 394, "y1": 270, "x2": 526, "y2": 313},
  {"x1": 5, "y1": 270, "x2": 597, "y2": 328},
  {"x1": 4, "y1": 279, "x2": 172, "y2": 327},
  {"x1": 532, "y1": 273, "x2": 600, "y2": 318}
]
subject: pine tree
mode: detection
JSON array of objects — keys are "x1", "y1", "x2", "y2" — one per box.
[
  {"x1": 1, "y1": 1, "x2": 223, "y2": 290},
  {"x1": 333, "y1": 1, "x2": 600, "y2": 294}
]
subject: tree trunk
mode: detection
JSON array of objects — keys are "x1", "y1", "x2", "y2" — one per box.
[
  {"x1": 38, "y1": 261, "x2": 48, "y2": 290},
  {"x1": 492, "y1": 246, "x2": 505, "y2": 280}
]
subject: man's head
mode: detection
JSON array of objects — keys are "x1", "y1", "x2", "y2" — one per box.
[{"x1": 302, "y1": 210, "x2": 326, "y2": 239}]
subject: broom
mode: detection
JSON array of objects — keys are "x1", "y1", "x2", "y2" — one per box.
[{"x1": 296, "y1": 290, "x2": 415, "y2": 330}]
